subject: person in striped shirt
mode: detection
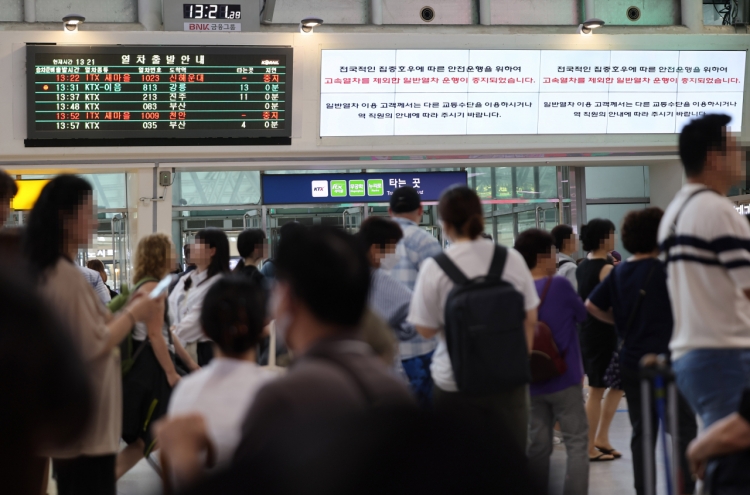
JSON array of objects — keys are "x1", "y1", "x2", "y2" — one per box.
[
  {"x1": 387, "y1": 186, "x2": 443, "y2": 406},
  {"x1": 658, "y1": 113, "x2": 750, "y2": 493}
]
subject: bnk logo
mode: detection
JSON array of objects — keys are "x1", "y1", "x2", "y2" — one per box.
[{"x1": 311, "y1": 180, "x2": 329, "y2": 198}]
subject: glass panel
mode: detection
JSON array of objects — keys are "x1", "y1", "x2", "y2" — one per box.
[
  {"x1": 471, "y1": 167, "x2": 492, "y2": 200},
  {"x1": 497, "y1": 214, "x2": 514, "y2": 248},
  {"x1": 586, "y1": 203, "x2": 648, "y2": 256},
  {"x1": 20, "y1": 173, "x2": 127, "y2": 210},
  {"x1": 517, "y1": 210, "x2": 537, "y2": 234},
  {"x1": 515, "y1": 168, "x2": 536, "y2": 199},
  {"x1": 541, "y1": 207, "x2": 559, "y2": 231},
  {"x1": 81, "y1": 174, "x2": 127, "y2": 209},
  {"x1": 495, "y1": 167, "x2": 513, "y2": 199},
  {"x1": 585, "y1": 166, "x2": 649, "y2": 199},
  {"x1": 483, "y1": 217, "x2": 495, "y2": 242},
  {"x1": 173, "y1": 171, "x2": 261, "y2": 206},
  {"x1": 538, "y1": 166, "x2": 558, "y2": 199}
]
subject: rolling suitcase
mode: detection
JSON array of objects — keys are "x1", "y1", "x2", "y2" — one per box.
[{"x1": 640, "y1": 353, "x2": 680, "y2": 495}]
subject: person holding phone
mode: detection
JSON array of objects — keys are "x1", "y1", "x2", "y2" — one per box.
[
  {"x1": 116, "y1": 233, "x2": 190, "y2": 480},
  {"x1": 23, "y1": 175, "x2": 163, "y2": 495}
]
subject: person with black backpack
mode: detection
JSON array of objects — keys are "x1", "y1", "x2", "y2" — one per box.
[
  {"x1": 515, "y1": 229, "x2": 589, "y2": 495},
  {"x1": 408, "y1": 186, "x2": 539, "y2": 451}
]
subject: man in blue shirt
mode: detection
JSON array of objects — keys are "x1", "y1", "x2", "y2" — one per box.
[{"x1": 387, "y1": 186, "x2": 442, "y2": 407}]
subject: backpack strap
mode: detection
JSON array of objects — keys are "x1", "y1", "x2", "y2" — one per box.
[
  {"x1": 662, "y1": 187, "x2": 714, "y2": 259},
  {"x1": 488, "y1": 245, "x2": 509, "y2": 280},
  {"x1": 434, "y1": 253, "x2": 469, "y2": 286}
]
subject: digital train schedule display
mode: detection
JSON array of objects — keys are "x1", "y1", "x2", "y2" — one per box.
[{"x1": 26, "y1": 45, "x2": 292, "y2": 146}]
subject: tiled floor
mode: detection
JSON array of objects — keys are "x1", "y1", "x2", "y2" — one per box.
[{"x1": 46, "y1": 398, "x2": 676, "y2": 495}]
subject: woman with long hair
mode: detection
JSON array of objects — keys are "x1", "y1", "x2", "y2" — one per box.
[
  {"x1": 169, "y1": 228, "x2": 230, "y2": 366},
  {"x1": 576, "y1": 218, "x2": 623, "y2": 462},
  {"x1": 24, "y1": 175, "x2": 162, "y2": 495},
  {"x1": 116, "y1": 233, "x2": 187, "y2": 479}
]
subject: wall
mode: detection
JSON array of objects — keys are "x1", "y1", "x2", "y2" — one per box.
[{"x1": 0, "y1": 29, "x2": 748, "y2": 172}]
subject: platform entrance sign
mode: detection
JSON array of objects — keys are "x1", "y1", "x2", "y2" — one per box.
[{"x1": 261, "y1": 171, "x2": 467, "y2": 205}]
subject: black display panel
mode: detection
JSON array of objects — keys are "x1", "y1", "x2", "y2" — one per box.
[
  {"x1": 26, "y1": 45, "x2": 292, "y2": 146},
  {"x1": 183, "y1": 4, "x2": 242, "y2": 19}
]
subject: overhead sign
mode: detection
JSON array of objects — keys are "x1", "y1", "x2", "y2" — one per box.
[
  {"x1": 12, "y1": 180, "x2": 50, "y2": 210},
  {"x1": 162, "y1": 0, "x2": 259, "y2": 32},
  {"x1": 262, "y1": 172, "x2": 467, "y2": 205},
  {"x1": 320, "y1": 49, "x2": 746, "y2": 136},
  {"x1": 26, "y1": 45, "x2": 291, "y2": 146}
]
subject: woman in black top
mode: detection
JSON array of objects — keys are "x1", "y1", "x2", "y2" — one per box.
[
  {"x1": 577, "y1": 218, "x2": 623, "y2": 462},
  {"x1": 234, "y1": 228, "x2": 267, "y2": 288}
]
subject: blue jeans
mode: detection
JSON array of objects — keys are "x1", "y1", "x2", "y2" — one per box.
[
  {"x1": 673, "y1": 348, "x2": 750, "y2": 428},
  {"x1": 673, "y1": 348, "x2": 750, "y2": 495},
  {"x1": 401, "y1": 351, "x2": 434, "y2": 409}
]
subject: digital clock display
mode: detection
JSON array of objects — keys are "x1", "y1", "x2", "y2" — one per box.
[
  {"x1": 183, "y1": 4, "x2": 241, "y2": 19},
  {"x1": 26, "y1": 45, "x2": 292, "y2": 147}
]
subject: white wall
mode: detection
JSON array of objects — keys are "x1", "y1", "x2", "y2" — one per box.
[{"x1": 0, "y1": 30, "x2": 748, "y2": 171}]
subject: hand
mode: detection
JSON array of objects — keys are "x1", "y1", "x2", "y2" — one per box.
[
  {"x1": 687, "y1": 439, "x2": 707, "y2": 480},
  {"x1": 167, "y1": 373, "x2": 181, "y2": 388}
]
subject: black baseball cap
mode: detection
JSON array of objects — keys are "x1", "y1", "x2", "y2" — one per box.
[{"x1": 389, "y1": 186, "x2": 422, "y2": 214}]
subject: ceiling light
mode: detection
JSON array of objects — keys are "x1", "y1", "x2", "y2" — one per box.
[
  {"x1": 299, "y1": 17, "x2": 323, "y2": 34},
  {"x1": 578, "y1": 18, "x2": 605, "y2": 35},
  {"x1": 63, "y1": 14, "x2": 85, "y2": 32}
]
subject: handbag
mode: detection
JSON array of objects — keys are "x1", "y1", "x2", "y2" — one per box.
[
  {"x1": 603, "y1": 261, "x2": 659, "y2": 389},
  {"x1": 530, "y1": 277, "x2": 568, "y2": 383}
]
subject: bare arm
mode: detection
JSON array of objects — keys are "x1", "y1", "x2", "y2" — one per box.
[
  {"x1": 100, "y1": 295, "x2": 163, "y2": 359},
  {"x1": 415, "y1": 325, "x2": 439, "y2": 339},
  {"x1": 138, "y1": 283, "x2": 180, "y2": 386},
  {"x1": 599, "y1": 264, "x2": 614, "y2": 281},
  {"x1": 585, "y1": 299, "x2": 615, "y2": 325},
  {"x1": 171, "y1": 329, "x2": 200, "y2": 372},
  {"x1": 688, "y1": 413, "x2": 750, "y2": 479},
  {"x1": 525, "y1": 308, "x2": 537, "y2": 354}
]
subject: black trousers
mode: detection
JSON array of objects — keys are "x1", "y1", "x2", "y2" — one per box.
[
  {"x1": 54, "y1": 454, "x2": 115, "y2": 495},
  {"x1": 620, "y1": 366, "x2": 697, "y2": 495},
  {"x1": 197, "y1": 341, "x2": 215, "y2": 366}
]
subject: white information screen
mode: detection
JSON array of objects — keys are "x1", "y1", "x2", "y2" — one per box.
[{"x1": 320, "y1": 50, "x2": 746, "y2": 137}]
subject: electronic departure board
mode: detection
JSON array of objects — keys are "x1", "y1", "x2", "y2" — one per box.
[
  {"x1": 26, "y1": 45, "x2": 292, "y2": 147},
  {"x1": 320, "y1": 49, "x2": 745, "y2": 136}
]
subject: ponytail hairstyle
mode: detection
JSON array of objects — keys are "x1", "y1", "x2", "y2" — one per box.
[
  {"x1": 24, "y1": 175, "x2": 93, "y2": 280},
  {"x1": 438, "y1": 186, "x2": 484, "y2": 240},
  {"x1": 200, "y1": 276, "x2": 265, "y2": 357},
  {"x1": 580, "y1": 218, "x2": 616, "y2": 252}
]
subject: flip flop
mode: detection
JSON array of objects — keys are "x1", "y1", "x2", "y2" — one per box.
[
  {"x1": 596, "y1": 446, "x2": 622, "y2": 459},
  {"x1": 589, "y1": 453, "x2": 615, "y2": 462}
]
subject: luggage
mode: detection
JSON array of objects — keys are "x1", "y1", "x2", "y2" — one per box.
[
  {"x1": 640, "y1": 354, "x2": 680, "y2": 495},
  {"x1": 434, "y1": 245, "x2": 529, "y2": 394}
]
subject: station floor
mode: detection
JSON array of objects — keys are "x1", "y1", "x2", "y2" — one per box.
[{"x1": 44, "y1": 397, "x2": 673, "y2": 495}]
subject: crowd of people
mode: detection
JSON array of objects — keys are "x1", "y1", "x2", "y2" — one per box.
[{"x1": 2, "y1": 113, "x2": 750, "y2": 495}]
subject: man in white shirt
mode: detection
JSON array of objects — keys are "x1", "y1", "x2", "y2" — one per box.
[{"x1": 658, "y1": 114, "x2": 750, "y2": 438}]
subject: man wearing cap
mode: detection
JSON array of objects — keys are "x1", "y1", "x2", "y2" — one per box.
[{"x1": 388, "y1": 186, "x2": 443, "y2": 407}]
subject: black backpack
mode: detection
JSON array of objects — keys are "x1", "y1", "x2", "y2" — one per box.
[{"x1": 434, "y1": 246, "x2": 530, "y2": 394}]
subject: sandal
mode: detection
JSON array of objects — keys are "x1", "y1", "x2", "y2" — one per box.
[
  {"x1": 596, "y1": 446, "x2": 622, "y2": 459},
  {"x1": 589, "y1": 453, "x2": 615, "y2": 462}
]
